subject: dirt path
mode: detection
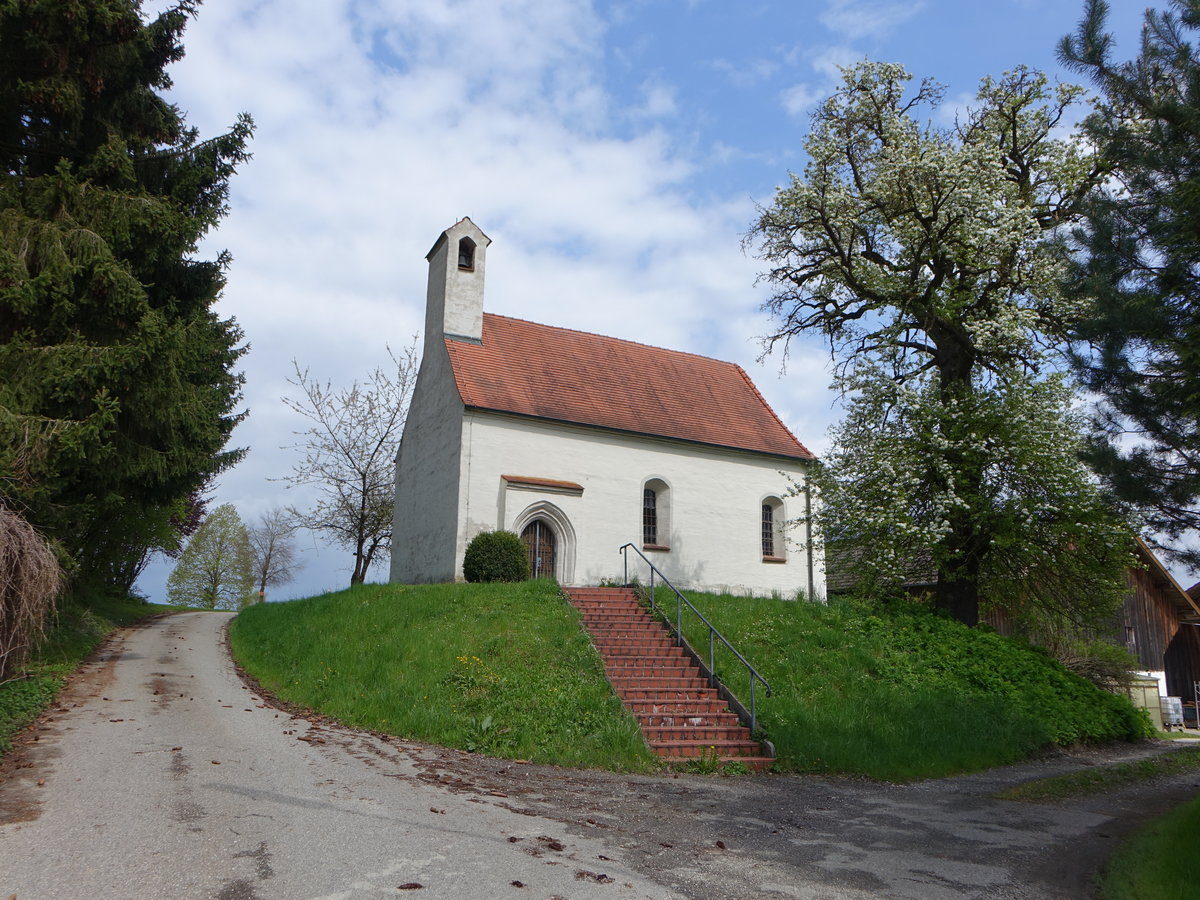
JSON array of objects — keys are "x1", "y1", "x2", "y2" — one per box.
[{"x1": 3, "y1": 612, "x2": 1198, "y2": 899}]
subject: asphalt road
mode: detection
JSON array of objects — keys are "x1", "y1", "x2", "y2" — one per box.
[
  {"x1": 3, "y1": 611, "x2": 1199, "y2": 899},
  {"x1": 0, "y1": 612, "x2": 672, "y2": 899}
]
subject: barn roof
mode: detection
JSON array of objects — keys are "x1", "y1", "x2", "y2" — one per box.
[
  {"x1": 444, "y1": 313, "x2": 813, "y2": 461},
  {"x1": 1136, "y1": 539, "x2": 1200, "y2": 624}
]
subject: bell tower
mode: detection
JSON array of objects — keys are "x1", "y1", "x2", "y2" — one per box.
[{"x1": 424, "y1": 217, "x2": 490, "y2": 355}]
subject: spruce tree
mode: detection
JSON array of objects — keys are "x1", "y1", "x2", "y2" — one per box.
[
  {"x1": 1060, "y1": 0, "x2": 1200, "y2": 568},
  {"x1": 0, "y1": 0, "x2": 253, "y2": 590}
]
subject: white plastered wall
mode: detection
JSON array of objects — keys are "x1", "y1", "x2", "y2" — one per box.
[
  {"x1": 391, "y1": 217, "x2": 489, "y2": 584},
  {"x1": 456, "y1": 411, "x2": 825, "y2": 598},
  {"x1": 390, "y1": 338, "x2": 465, "y2": 584}
]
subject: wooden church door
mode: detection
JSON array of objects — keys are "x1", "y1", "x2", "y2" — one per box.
[{"x1": 521, "y1": 520, "x2": 556, "y2": 579}]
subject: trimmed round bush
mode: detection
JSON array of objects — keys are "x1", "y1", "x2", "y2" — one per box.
[{"x1": 462, "y1": 530, "x2": 530, "y2": 583}]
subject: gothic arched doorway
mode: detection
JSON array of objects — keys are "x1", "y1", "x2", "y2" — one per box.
[{"x1": 521, "y1": 519, "x2": 556, "y2": 579}]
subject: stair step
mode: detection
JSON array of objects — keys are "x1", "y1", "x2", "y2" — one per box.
[
  {"x1": 635, "y1": 709, "x2": 740, "y2": 725},
  {"x1": 595, "y1": 644, "x2": 679, "y2": 655},
  {"x1": 642, "y1": 725, "x2": 751, "y2": 742},
  {"x1": 608, "y1": 675, "x2": 706, "y2": 688},
  {"x1": 650, "y1": 739, "x2": 764, "y2": 758},
  {"x1": 628, "y1": 705, "x2": 729, "y2": 720},
  {"x1": 605, "y1": 664, "x2": 698, "y2": 676},
  {"x1": 564, "y1": 586, "x2": 772, "y2": 766},
  {"x1": 616, "y1": 687, "x2": 722, "y2": 702},
  {"x1": 601, "y1": 655, "x2": 687, "y2": 666}
]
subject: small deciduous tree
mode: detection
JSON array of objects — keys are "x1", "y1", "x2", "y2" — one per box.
[
  {"x1": 750, "y1": 61, "x2": 1133, "y2": 626},
  {"x1": 246, "y1": 506, "x2": 302, "y2": 600},
  {"x1": 166, "y1": 503, "x2": 253, "y2": 610},
  {"x1": 280, "y1": 340, "x2": 418, "y2": 586}
]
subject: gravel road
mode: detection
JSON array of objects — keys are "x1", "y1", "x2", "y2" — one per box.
[{"x1": 2, "y1": 610, "x2": 1199, "y2": 899}]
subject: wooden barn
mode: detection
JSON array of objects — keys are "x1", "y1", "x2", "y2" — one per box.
[{"x1": 1130, "y1": 542, "x2": 1200, "y2": 698}]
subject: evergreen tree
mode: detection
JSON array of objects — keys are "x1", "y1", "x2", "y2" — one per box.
[
  {"x1": 1060, "y1": 0, "x2": 1200, "y2": 569},
  {"x1": 0, "y1": 0, "x2": 253, "y2": 590},
  {"x1": 750, "y1": 62, "x2": 1133, "y2": 626},
  {"x1": 166, "y1": 503, "x2": 253, "y2": 610}
]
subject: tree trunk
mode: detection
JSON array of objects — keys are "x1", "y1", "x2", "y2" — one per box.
[{"x1": 934, "y1": 578, "x2": 980, "y2": 627}]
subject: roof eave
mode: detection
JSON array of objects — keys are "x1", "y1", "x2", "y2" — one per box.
[{"x1": 464, "y1": 405, "x2": 815, "y2": 464}]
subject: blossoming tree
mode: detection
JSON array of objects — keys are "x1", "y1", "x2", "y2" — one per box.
[{"x1": 750, "y1": 62, "x2": 1133, "y2": 627}]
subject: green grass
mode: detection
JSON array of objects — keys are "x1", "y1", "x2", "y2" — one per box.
[
  {"x1": 654, "y1": 589, "x2": 1152, "y2": 781},
  {"x1": 1, "y1": 594, "x2": 176, "y2": 754},
  {"x1": 229, "y1": 580, "x2": 656, "y2": 771},
  {"x1": 1100, "y1": 791, "x2": 1200, "y2": 900},
  {"x1": 996, "y1": 746, "x2": 1200, "y2": 803}
]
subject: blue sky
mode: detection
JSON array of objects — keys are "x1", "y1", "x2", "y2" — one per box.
[{"x1": 136, "y1": 0, "x2": 1167, "y2": 601}]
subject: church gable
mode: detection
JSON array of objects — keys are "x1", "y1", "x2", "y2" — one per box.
[{"x1": 445, "y1": 313, "x2": 812, "y2": 461}]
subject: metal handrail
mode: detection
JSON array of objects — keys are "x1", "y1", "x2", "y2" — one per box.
[{"x1": 618, "y1": 543, "x2": 773, "y2": 734}]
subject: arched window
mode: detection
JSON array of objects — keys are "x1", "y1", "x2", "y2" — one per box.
[
  {"x1": 643, "y1": 488, "x2": 658, "y2": 545},
  {"x1": 457, "y1": 236, "x2": 476, "y2": 270},
  {"x1": 642, "y1": 478, "x2": 671, "y2": 549},
  {"x1": 762, "y1": 496, "x2": 785, "y2": 561}
]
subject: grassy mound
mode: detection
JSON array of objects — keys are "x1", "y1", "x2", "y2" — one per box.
[
  {"x1": 1, "y1": 595, "x2": 173, "y2": 754},
  {"x1": 229, "y1": 580, "x2": 655, "y2": 771},
  {"x1": 667, "y1": 591, "x2": 1152, "y2": 781}
]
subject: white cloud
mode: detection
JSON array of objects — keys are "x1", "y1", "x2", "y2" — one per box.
[
  {"x1": 781, "y1": 82, "x2": 824, "y2": 117},
  {"x1": 131, "y1": 0, "x2": 841, "y2": 599},
  {"x1": 780, "y1": 45, "x2": 862, "y2": 118},
  {"x1": 711, "y1": 57, "x2": 779, "y2": 88},
  {"x1": 633, "y1": 78, "x2": 679, "y2": 119},
  {"x1": 819, "y1": 0, "x2": 926, "y2": 41}
]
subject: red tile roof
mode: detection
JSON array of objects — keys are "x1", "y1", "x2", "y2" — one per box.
[{"x1": 445, "y1": 313, "x2": 813, "y2": 460}]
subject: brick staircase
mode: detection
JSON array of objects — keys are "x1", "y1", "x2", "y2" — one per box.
[{"x1": 565, "y1": 586, "x2": 773, "y2": 770}]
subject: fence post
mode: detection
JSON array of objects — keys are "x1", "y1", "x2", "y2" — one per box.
[{"x1": 708, "y1": 630, "x2": 715, "y2": 687}]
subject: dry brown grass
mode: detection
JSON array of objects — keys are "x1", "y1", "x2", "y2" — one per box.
[{"x1": 0, "y1": 505, "x2": 62, "y2": 682}]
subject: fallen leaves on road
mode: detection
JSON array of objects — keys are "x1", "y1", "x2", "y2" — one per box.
[{"x1": 575, "y1": 871, "x2": 614, "y2": 884}]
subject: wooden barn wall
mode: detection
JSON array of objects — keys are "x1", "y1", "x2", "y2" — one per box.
[
  {"x1": 982, "y1": 569, "x2": 1179, "y2": 672},
  {"x1": 1165, "y1": 624, "x2": 1200, "y2": 698},
  {"x1": 1121, "y1": 567, "x2": 1179, "y2": 671}
]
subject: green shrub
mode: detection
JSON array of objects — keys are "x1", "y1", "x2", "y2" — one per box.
[{"x1": 462, "y1": 531, "x2": 529, "y2": 583}]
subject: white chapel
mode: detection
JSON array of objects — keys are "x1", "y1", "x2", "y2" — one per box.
[{"x1": 390, "y1": 217, "x2": 825, "y2": 598}]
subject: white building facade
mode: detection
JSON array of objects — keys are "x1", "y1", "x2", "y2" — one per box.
[{"x1": 390, "y1": 218, "x2": 825, "y2": 598}]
